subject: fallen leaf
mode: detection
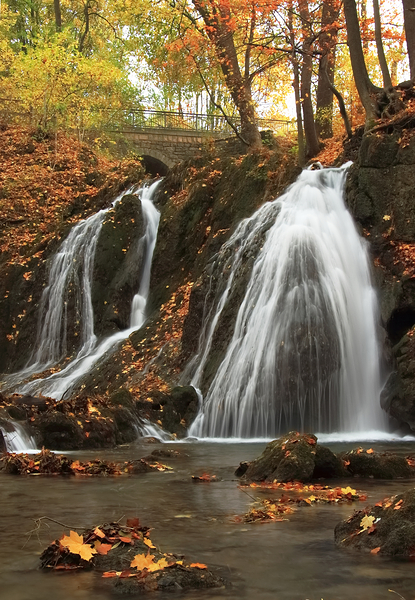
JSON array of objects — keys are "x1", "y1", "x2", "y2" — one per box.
[
  {"x1": 360, "y1": 515, "x2": 376, "y2": 532},
  {"x1": 371, "y1": 547, "x2": 381, "y2": 554},
  {"x1": 366, "y1": 448, "x2": 374, "y2": 454},
  {"x1": 60, "y1": 530, "x2": 97, "y2": 561},
  {"x1": 130, "y1": 553, "x2": 156, "y2": 570},
  {"x1": 94, "y1": 527, "x2": 105, "y2": 539},
  {"x1": 143, "y1": 538, "x2": 156, "y2": 549},
  {"x1": 102, "y1": 571, "x2": 120, "y2": 578},
  {"x1": 190, "y1": 563, "x2": 208, "y2": 569},
  {"x1": 96, "y1": 543, "x2": 112, "y2": 555}
]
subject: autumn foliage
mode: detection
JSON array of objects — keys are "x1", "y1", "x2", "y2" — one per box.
[{"x1": 0, "y1": 126, "x2": 143, "y2": 265}]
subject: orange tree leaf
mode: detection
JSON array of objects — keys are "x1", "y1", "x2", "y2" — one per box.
[{"x1": 60, "y1": 530, "x2": 97, "y2": 561}]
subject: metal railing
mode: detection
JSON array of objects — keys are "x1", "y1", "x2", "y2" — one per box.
[
  {"x1": 0, "y1": 102, "x2": 294, "y2": 136},
  {"x1": 105, "y1": 108, "x2": 294, "y2": 136}
]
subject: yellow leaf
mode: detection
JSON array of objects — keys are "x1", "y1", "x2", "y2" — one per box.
[
  {"x1": 143, "y1": 538, "x2": 156, "y2": 549},
  {"x1": 148, "y1": 557, "x2": 169, "y2": 572},
  {"x1": 360, "y1": 515, "x2": 375, "y2": 531},
  {"x1": 341, "y1": 486, "x2": 357, "y2": 495},
  {"x1": 60, "y1": 530, "x2": 97, "y2": 561}
]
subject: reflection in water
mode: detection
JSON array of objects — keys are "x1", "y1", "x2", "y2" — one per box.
[{"x1": 1, "y1": 441, "x2": 415, "y2": 600}]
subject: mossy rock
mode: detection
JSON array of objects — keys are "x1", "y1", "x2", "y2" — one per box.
[
  {"x1": 92, "y1": 193, "x2": 145, "y2": 335},
  {"x1": 109, "y1": 389, "x2": 135, "y2": 408},
  {"x1": 113, "y1": 407, "x2": 138, "y2": 444},
  {"x1": 335, "y1": 488, "x2": 415, "y2": 556},
  {"x1": 34, "y1": 411, "x2": 84, "y2": 450},
  {"x1": 313, "y1": 444, "x2": 347, "y2": 478},
  {"x1": 240, "y1": 432, "x2": 318, "y2": 483},
  {"x1": 342, "y1": 448, "x2": 413, "y2": 479}
]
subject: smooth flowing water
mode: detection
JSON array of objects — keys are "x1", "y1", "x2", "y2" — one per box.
[
  {"x1": 2, "y1": 181, "x2": 160, "y2": 400},
  {"x1": 189, "y1": 165, "x2": 385, "y2": 438},
  {"x1": 2, "y1": 440, "x2": 415, "y2": 600},
  {"x1": 0, "y1": 421, "x2": 37, "y2": 453}
]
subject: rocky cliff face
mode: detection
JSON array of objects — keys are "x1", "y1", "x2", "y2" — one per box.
[{"x1": 346, "y1": 126, "x2": 415, "y2": 431}]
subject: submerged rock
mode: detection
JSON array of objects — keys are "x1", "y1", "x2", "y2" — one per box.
[{"x1": 335, "y1": 488, "x2": 415, "y2": 556}]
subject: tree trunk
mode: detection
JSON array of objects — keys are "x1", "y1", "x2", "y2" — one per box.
[
  {"x1": 323, "y1": 60, "x2": 353, "y2": 138},
  {"x1": 54, "y1": 0, "x2": 62, "y2": 32},
  {"x1": 402, "y1": 0, "x2": 415, "y2": 80},
  {"x1": 373, "y1": 0, "x2": 392, "y2": 88},
  {"x1": 298, "y1": 0, "x2": 320, "y2": 159},
  {"x1": 343, "y1": 0, "x2": 380, "y2": 123},
  {"x1": 316, "y1": 1, "x2": 341, "y2": 139},
  {"x1": 289, "y1": 4, "x2": 305, "y2": 166},
  {"x1": 192, "y1": 0, "x2": 262, "y2": 148}
]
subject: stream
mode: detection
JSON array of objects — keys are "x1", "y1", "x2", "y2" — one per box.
[{"x1": 2, "y1": 439, "x2": 415, "y2": 600}]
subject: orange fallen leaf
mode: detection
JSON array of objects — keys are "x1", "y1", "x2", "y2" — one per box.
[
  {"x1": 96, "y1": 543, "x2": 112, "y2": 555},
  {"x1": 190, "y1": 563, "x2": 208, "y2": 569},
  {"x1": 94, "y1": 527, "x2": 105, "y2": 539},
  {"x1": 366, "y1": 448, "x2": 374, "y2": 454},
  {"x1": 130, "y1": 553, "x2": 156, "y2": 570},
  {"x1": 371, "y1": 547, "x2": 381, "y2": 554},
  {"x1": 102, "y1": 571, "x2": 120, "y2": 578},
  {"x1": 60, "y1": 530, "x2": 97, "y2": 561}
]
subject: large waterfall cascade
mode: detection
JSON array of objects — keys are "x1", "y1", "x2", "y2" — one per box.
[
  {"x1": 189, "y1": 165, "x2": 387, "y2": 438},
  {"x1": 2, "y1": 180, "x2": 161, "y2": 400}
]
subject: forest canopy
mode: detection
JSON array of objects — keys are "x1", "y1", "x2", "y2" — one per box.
[{"x1": 0, "y1": 0, "x2": 411, "y2": 159}]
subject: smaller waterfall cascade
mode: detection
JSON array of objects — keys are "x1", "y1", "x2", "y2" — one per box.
[
  {"x1": 189, "y1": 165, "x2": 386, "y2": 438},
  {"x1": 0, "y1": 421, "x2": 38, "y2": 453},
  {"x1": 3, "y1": 181, "x2": 161, "y2": 399}
]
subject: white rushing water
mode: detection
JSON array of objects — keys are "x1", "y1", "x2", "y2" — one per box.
[
  {"x1": 3, "y1": 181, "x2": 161, "y2": 399},
  {"x1": 189, "y1": 165, "x2": 386, "y2": 438},
  {"x1": 0, "y1": 421, "x2": 38, "y2": 453}
]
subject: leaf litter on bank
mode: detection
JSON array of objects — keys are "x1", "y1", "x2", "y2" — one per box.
[{"x1": 0, "y1": 448, "x2": 172, "y2": 476}]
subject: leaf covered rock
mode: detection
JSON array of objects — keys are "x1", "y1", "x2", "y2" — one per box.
[{"x1": 334, "y1": 488, "x2": 415, "y2": 557}]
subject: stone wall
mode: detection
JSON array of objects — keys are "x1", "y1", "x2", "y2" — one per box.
[{"x1": 123, "y1": 129, "x2": 207, "y2": 167}]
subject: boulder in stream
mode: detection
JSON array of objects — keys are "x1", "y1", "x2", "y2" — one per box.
[
  {"x1": 239, "y1": 432, "x2": 345, "y2": 483},
  {"x1": 237, "y1": 434, "x2": 415, "y2": 483},
  {"x1": 335, "y1": 488, "x2": 415, "y2": 556}
]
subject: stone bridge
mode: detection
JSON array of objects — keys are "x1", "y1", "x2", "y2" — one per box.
[{"x1": 106, "y1": 109, "x2": 293, "y2": 175}]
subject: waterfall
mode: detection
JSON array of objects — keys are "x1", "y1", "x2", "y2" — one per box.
[
  {"x1": 0, "y1": 421, "x2": 38, "y2": 453},
  {"x1": 189, "y1": 165, "x2": 386, "y2": 438},
  {"x1": 3, "y1": 181, "x2": 161, "y2": 400}
]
